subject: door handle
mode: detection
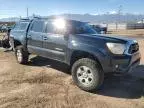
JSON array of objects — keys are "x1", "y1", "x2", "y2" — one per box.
[
  {"x1": 27, "y1": 35, "x2": 32, "y2": 40},
  {"x1": 27, "y1": 35, "x2": 32, "y2": 39},
  {"x1": 28, "y1": 34, "x2": 31, "y2": 37},
  {"x1": 43, "y1": 37, "x2": 48, "y2": 40}
]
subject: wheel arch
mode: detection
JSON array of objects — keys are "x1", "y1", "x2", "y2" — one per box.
[
  {"x1": 70, "y1": 50, "x2": 103, "y2": 71},
  {"x1": 12, "y1": 38, "x2": 22, "y2": 48}
]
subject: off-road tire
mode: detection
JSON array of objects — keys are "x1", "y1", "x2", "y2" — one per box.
[
  {"x1": 71, "y1": 58, "x2": 104, "y2": 92},
  {"x1": 15, "y1": 45, "x2": 29, "y2": 64}
]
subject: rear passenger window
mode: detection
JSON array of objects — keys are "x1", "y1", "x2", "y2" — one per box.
[
  {"x1": 45, "y1": 22, "x2": 55, "y2": 33},
  {"x1": 13, "y1": 22, "x2": 20, "y2": 30},
  {"x1": 13, "y1": 22, "x2": 29, "y2": 30},
  {"x1": 19, "y1": 22, "x2": 28, "y2": 30},
  {"x1": 31, "y1": 21, "x2": 44, "y2": 32}
]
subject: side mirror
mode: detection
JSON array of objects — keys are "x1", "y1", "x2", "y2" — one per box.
[{"x1": 79, "y1": 27, "x2": 85, "y2": 32}]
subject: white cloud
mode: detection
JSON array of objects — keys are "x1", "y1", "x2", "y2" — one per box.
[
  {"x1": 90, "y1": 13, "x2": 99, "y2": 16},
  {"x1": 109, "y1": 10, "x2": 117, "y2": 14}
]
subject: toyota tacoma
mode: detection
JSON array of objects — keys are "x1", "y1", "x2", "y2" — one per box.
[{"x1": 9, "y1": 17, "x2": 141, "y2": 92}]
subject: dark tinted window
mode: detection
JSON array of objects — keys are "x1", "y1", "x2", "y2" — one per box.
[
  {"x1": 19, "y1": 22, "x2": 29, "y2": 30},
  {"x1": 70, "y1": 21, "x2": 97, "y2": 34},
  {"x1": 13, "y1": 22, "x2": 29, "y2": 30},
  {"x1": 31, "y1": 20, "x2": 44, "y2": 32},
  {"x1": 13, "y1": 22, "x2": 20, "y2": 30},
  {"x1": 45, "y1": 20, "x2": 96, "y2": 35},
  {"x1": 45, "y1": 21, "x2": 55, "y2": 33},
  {"x1": 45, "y1": 20, "x2": 67, "y2": 34}
]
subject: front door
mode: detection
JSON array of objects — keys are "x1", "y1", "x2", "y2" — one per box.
[{"x1": 42, "y1": 20, "x2": 68, "y2": 62}]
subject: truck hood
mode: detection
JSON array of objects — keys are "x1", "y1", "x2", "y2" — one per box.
[
  {"x1": 75, "y1": 34, "x2": 137, "y2": 44},
  {"x1": 94, "y1": 34, "x2": 136, "y2": 42},
  {"x1": 100, "y1": 34, "x2": 136, "y2": 41}
]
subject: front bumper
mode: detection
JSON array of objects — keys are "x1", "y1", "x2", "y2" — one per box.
[
  {"x1": 111, "y1": 51, "x2": 141, "y2": 73},
  {"x1": 101, "y1": 51, "x2": 141, "y2": 74}
]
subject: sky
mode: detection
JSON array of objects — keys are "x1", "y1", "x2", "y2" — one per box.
[{"x1": 0, "y1": 0, "x2": 144, "y2": 18}]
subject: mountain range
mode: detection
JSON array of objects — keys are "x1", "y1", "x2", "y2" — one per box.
[{"x1": 0, "y1": 13, "x2": 144, "y2": 24}]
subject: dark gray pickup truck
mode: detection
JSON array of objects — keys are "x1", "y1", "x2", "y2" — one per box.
[{"x1": 9, "y1": 18, "x2": 141, "y2": 92}]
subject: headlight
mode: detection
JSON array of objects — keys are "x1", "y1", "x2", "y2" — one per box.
[{"x1": 106, "y1": 43, "x2": 126, "y2": 54}]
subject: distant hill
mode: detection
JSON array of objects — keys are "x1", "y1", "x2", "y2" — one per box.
[
  {"x1": 0, "y1": 13, "x2": 144, "y2": 24},
  {"x1": 59, "y1": 13, "x2": 144, "y2": 24},
  {"x1": 0, "y1": 17, "x2": 20, "y2": 22}
]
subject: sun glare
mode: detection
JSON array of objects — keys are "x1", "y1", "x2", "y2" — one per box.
[{"x1": 53, "y1": 18, "x2": 66, "y2": 29}]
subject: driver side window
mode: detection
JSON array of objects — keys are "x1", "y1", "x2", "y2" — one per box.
[
  {"x1": 45, "y1": 21, "x2": 67, "y2": 35},
  {"x1": 30, "y1": 20, "x2": 44, "y2": 33}
]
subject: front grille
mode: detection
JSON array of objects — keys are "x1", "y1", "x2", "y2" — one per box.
[{"x1": 128, "y1": 43, "x2": 139, "y2": 54}]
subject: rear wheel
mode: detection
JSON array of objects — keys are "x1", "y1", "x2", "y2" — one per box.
[
  {"x1": 15, "y1": 45, "x2": 29, "y2": 64},
  {"x1": 71, "y1": 58, "x2": 104, "y2": 92}
]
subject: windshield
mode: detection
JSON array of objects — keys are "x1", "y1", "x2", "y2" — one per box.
[{"x1": 71, "y1": 21, "x2": 97, "y2": 34}]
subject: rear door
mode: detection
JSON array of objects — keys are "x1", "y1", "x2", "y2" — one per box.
[
  {"x1": 27, "y1": 20, "x2": 45, "y2": 55},
  {"x1": 10, "y1": 21, "x2": 30, "y2": 43}
]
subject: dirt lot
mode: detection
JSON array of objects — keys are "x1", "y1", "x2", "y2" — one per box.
[
  {"x1": 108, "y1": 29, "x2": 144, "y2": 37},
  {"x1": 0, "y1": 31, "x2": 144, "y2": 108}
]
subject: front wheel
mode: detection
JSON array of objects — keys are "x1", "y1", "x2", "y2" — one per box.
[
  {"x1": 71, "y1": 58, "x2": 104, "y2": 92},
  {"x1": 15, "y1": 46, "x2": 29, "y2": 64}
]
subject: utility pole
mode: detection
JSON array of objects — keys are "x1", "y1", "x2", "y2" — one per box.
[
  {"x1": 118, "y1": 5, "x2": 123, "y2": 23},
  {"x1": 27, "y1": 7, "x2": 29, "y2": 18},
  {"x1": 116, "y1": 5, "x2": 123, "y2": 30}
]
